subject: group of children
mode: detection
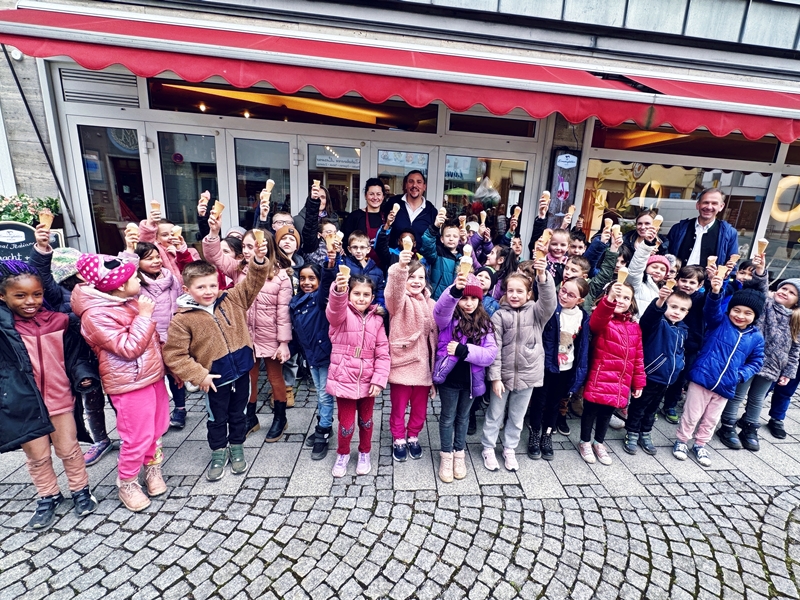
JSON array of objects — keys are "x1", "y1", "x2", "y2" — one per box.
[{"x1": 2, "y1": 181, "x2": 797, "y2": 531}]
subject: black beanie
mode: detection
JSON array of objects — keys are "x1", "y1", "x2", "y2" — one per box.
[
  {"x1": 728, "y1": 289, "x2": 765, "y2": 321},
  {"x1": 474, "y1": 266, "x2": 498, "y2": 291}
]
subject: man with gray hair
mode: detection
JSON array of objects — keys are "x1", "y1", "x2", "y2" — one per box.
[{"x1": 665, "y1": 188, "x2": 739, "y2": 267}]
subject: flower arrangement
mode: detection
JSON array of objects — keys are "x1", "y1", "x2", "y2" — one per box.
[{"x1": 0, "y1": 194, "x2": 60, "y2": 225}]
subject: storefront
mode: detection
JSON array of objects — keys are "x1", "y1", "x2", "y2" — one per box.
[{"x1": 0, "y1": 3, "x2": 799, "y2": 276}]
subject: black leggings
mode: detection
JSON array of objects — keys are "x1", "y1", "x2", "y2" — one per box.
[
  {"x1": 580, "y1": 400, "x2": 614, "y2": 444},
  {"x1": 528, "y1": 369, "x2": 573, "y2": 434}
]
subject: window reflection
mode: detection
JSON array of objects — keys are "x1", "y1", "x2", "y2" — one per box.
[
  {"x1": 234, "y1": 139, "x2": 290, "y2": 229},
  {"x1": 764, "y1": 176, "x2": 800, "y2": 284}
]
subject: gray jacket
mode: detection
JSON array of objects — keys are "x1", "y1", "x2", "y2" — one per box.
[
  {"x1": 488, "y1": 273, "x2": 557, "y2": 390},
  {"x1": 751, "y1": 272, "x2": 800, "y2": 381}
]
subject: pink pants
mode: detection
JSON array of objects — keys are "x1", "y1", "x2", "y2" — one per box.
[
  {"x1": 109, "y1": 381, "x2": 170, "y2": 480},
  {"x1": 22, "y1": 412, "x2": 88, "y2": 497},
  {"x1": 676, "y1": 382, "x2": 727, "y2": 446},
  {"x1": 389, "y1": 384, "x2": 430, "y2": 441},
  {"x1": 337, "y1": 397, "x2": 374, "y2": 455}
]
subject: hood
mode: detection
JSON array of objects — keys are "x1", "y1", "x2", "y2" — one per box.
[
  {"x1": 176, "y1": 292, "x2": 218, "y2": 313},
  {"x1": 71, "y1": 283, "x2": 129, "y2": 317},
  {"x1": 140, "y1": 268, "x2": 175, "y2": 292}
]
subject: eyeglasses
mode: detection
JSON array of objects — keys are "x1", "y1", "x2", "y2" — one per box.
[
  {"x1": 559, "y1": 290, "x2": 580, "y2": 300},
  {"x1": 273, "y1": 219, "x2": 293, "y2": 227}
]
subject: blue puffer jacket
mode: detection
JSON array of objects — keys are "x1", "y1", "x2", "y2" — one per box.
[
  {"x1": 639, "y1": 300, "x2": 688, "y2": 386},
  {"x1": 290, "y1": 265, "x2": 336, "y2": 368},
  {"x1": 688, "y1": 292, "x2": 764, "y2": 399},
  {"x1": 665, "y1": 218, "x2": 739, "y2": 267},
  {"x1": 420, "y1": 225, "x2": 460, "y2": 300},
  {"x1": 683, "y1": 288, "x2": 707, "y2": 356},
  {"x1": 541, "y1": 303, "x2": 590, "y2": 395},
  {"x1": 336, "y1": 255, "x2": 386, "y2": 308}
]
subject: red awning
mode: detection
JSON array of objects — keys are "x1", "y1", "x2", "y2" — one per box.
[{"x1": 0, "y1": 7, "x2": 799, "y2": 142}]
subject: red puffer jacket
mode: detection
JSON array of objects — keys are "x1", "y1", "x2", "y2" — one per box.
[
  {"x1": 71, "y1": 284, "x2": 165, "y2": 396},
  {"x1": 583, "y1": 297, "x2": 646, "y2": 409}
]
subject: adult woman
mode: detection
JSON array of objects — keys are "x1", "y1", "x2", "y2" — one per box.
[
  {"x1": 342, "y1": 178, "x2": 385, "y2": 265},
  {"x1": 294, "y1": 184, "x2": 341, "y2": 237},
  {"x1": 623, "y1": 210, "x2": 665, "y2": 255}
]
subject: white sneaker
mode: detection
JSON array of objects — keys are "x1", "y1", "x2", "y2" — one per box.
[
  {"x1": 482, "y1": 448, "x2": 499, "y2": 471},
  {"x1": 356, "y1": 452, "x2": 371, "y2": 475},
  {"x1": 672, "y1": 441, "x2": 688, "y2": 461},
  {"x1": 609, "y1": 414, "x2": 626, "y2": 430},
  {"x1": 502, "y1": 448, "x2": 519, "y2": 471},
  {"x1": 332, "y1": 454, "x2": 350, "y2": 477},
  {"x1": 579, "y1": 442, "x2": 596, "y2": 464},
  {"x1": 592, "y1": 442, "x2": 612, "y2": 466}
]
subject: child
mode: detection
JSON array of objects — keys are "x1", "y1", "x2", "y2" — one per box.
[
  {"x1": 718, "y1": 258, "x2": 800, "y2": 452},
  {"x1": 433, "y1": 272, "x2": 498, "y2": 482},
  {"x1": 628, "y1": 238, "x2": 670, "y2": 318},
  {"x1": 474, "y1": 267, "x2": 500, "y2": 316},
  {"x1": 0, "y1": 261, "x2": 100, "y2": 529},
  {"x1": 484, "y1": 245, "x2": 518, "y2": 301},
  {"x1": 163, "y1": 247, "x2": 269, "y2": 481},
  {"x1": 568, "y1": 231, "x2": 587, "y2": 257},
  {"x1": 386, "y1": 251, "x2": 438, "y2": 462},
  {"x1": 304, "y1": 218, "x2": 339, "y2": 267},
  {"x1": 326, "y1": 272, "x2": 390, "y2": 477},
  {"x1": 290, "y1": 258, "x2": 336, "y2": 460},
  {"x1": 527, "y1": 276, "x2": 590, "y2": 460},
  {"x1": 584, "y1": 231, "x2": 628, "y2": 311},
  {"x1": 562, "y1": 256, "x2": 590, "y2": 283},
  {"x1": 203, "y1": 216, "x2": 293, "y2": 441},
  {"x1": 376, "y1": 226, "x2": 423, "y2": 270},
  {"x1": 72, "y1": 254, "x2": 169, "y2": 512},
  {"x1": 421, "y1": 215, "x2": 461, "y2": 300},
  {"x1": 275, "y1": 225, "x2": 305, "y2": 286},
  {"x1": 483, "y1": 266, "x2": 557, "y2": 471},
  {"x1": 673, "y1": 279, "x2": 764, "y2": 467},
  {"x1": 580, "y1": 282, "x2": 645, "y2": 465},
  {"x1": 138, "y1": 207, "x2": 200, "y2": 285},
  {"x1": 623, "y1": 286, "x2": 691, "y2": 455},
  {"x1": 338, "y1": 231, "x2": 386, "y2": 307}
]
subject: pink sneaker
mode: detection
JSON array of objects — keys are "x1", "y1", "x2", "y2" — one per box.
[
  {"x1": 332, "y1": 454, "x2": 350, "y2": 478},
  {"x1": 579, "y1": 441, "x2": 596, "y2": 464},
  {"x1": 356, "y1": 452, "x2": 371, "y2": 475},
  {"x1": 593, "y1": 442, "x2": 612, "y2": 465}
]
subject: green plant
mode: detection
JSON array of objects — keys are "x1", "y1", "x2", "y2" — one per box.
[{"x1": 0, "y1": 194, "x2": 60, "y2": 225}]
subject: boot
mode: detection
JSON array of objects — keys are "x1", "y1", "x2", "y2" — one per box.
[
  {"x1": 245, "y1": 402, "x2": 260, "y2": 437},
  {"x1": 541, "y1": 430, "x2": 554, "y2": 461},
  {"x1": 265, "y1": 402, "x2": 288, "y2": 442},
  {"x1": 739, "y1": 422, "x2": 760, "y2": 452},
  {"x1": 623, "y1": 431, "x2": 639, "y2": 455},
  {"x1": 527, "y1": 425, "x2": 541, "y2": 460},
  {"x1": 144, "y1": 464, "x2": 167, "y2": 496},
  {"x1": 285, "y1": 387, "x2": 295, "y2": 409},
  {"x1": 305, "y1": 415, "x2": 321, "y2": 447},
  {"x1": 717, "y1": 423, "x2": 742, "y2": 450},
  {"x1": 638, "y1": 432, "x2": 657, "y2": 455},
  {"x1": 439, "y1": 451, "x2": 454, "y2": 483},
  {"x1": 453, "y1": 450, "x2": 467, "y2": 480},
  {"x1": 117, "y1": 478, "x2": 150, "y2": 512},
  {"x1": 311, "y1": 426, "x2": 332, "y2": 461}
]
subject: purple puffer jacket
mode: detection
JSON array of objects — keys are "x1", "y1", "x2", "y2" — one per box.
[
  {"x1": 138, "y1": 268, "x2": 181, "y2": 345},
  {"x1": 432, "y1": 285, "x2": 498, "y2": 397}
]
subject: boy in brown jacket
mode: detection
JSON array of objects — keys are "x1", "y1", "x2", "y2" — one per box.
[{"x1": 163, "y1": 241, "x2": 268, "y2": 481}]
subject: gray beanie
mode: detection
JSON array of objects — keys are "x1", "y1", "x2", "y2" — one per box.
[{"x1": 779, "y1": 278, "x2": 800, "y2": 298}]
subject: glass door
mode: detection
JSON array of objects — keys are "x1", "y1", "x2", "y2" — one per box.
[
  {"x1": 67, "y1": 116, "x2": 152, "y2": 254},
  {"x1": 369, "y1": 143, "x2": 440, "y2": 205}
]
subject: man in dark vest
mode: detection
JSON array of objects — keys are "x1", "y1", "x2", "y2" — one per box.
[{"x1": 665, "y1": 188, "x2": 739, "y2": 267}]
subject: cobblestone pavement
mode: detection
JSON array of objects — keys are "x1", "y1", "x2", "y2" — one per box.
[{"x1": 3, "y1": 379, "x2": 800, "y2": 599}]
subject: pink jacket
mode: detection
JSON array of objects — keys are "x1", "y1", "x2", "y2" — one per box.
[
  {"x1": 325, "y1": 283, "x2": 391, "y2": 399},
  {"x1": 203, "y1": 235, "x2": 292, "y2": 357},
  {"x1": 71, "y1": 284, "x2": 165, "y2": 396},
  {"x1": 384, "y1": 263, "x2": 437, "y2": 386},
  {"x1": 138, "y1": 219, "x2": 200, "y2": 285}
]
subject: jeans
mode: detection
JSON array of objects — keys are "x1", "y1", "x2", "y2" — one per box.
[
  {"x1": 770, "y1": 372, "x2": 800, "y2": 421},
  {"x1": 482, "y1": 387, "x2": 533, "y2": 450},
  {"x1": 283, "y1": 354, "x2": 299, "y2": 388},
  {"x1": 438, "y1": 386, "x2": 472, "y2": 453},
  {"x1": 580, "y1": 400, "x2": 614, "y2": 444},
  {"x1": 167, "y1": 373, "x2": 186, "y2": 410},
  {"x1": 721, "y1": 375, "x2": 773, "y2": 427},
  {"x1": 310, "y1": 366, "x2": 335, "y2": 428},
  {"x1": 626, "y1": 382, "x2": 669, "y2": 434}
]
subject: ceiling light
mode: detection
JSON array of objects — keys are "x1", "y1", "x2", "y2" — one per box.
[
  {"x1": 243, "y1": 110, "x2": 250, "y2": 118},
  {"x1": 199, "y1": 103, "x2": 206, "y2": 112}
]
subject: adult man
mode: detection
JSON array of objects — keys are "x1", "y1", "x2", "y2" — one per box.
[
  {"x1": 666, "y1": 188, "x2": 738, "y2": 267},
  {"x1": 382, "y1": 170, "x2": 438, "y2": 248}
]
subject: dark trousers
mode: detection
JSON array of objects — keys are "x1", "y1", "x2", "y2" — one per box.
[
  {"x1": 662, "y1": 351, "x2": 697, "y2": 411},
  {"x1": 167, "y1": 373, "x2": 186, "y2": 409},
  {"x1": 770, "y1": 372, "x2": 800, "y2": 421},
  {"x1": 580, "y1": 400, "x2": 614, "y2": 444},
  {"x1": 626, "y1": 381, "x2": 669, "y2": 434},
  {"x1": 82, "y1": 387, "x2": 111, "y2": 444},
  {"x1": 207, "y1": 373, "x2": 250, "y2": 450},
  {"x1": 528, "y1": 369, "x2": 573, "y2": 434}
]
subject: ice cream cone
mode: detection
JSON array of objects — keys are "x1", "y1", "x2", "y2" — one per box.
[
  {"x1": 171, "y1": 226, "x2": 182, "y2": 239},
  {"x1": 616, "y1": 267, "x2": 629, "y2": 284},
  {"x1": 541, "y1": 191, "x2": 551, "y2": 200},
  {"x1": 729, "y1": 254, "x2": 740, "y2": 264},
  {"x1": 665, "y1": 279, "x2": 676, "y2": 290},
  {"x1": 438, "y1": 207, "x2": 447, "y2": 217},
  {"x1": 200, "y1": 191, "x2": 210, "y2": 207},
  {"x1": 125, "y1": 223, "x2": 139, "y2": 234},
  {"x1": 338, "y1": 265, "x2": 351, "y2": 279},
  {"x1": 540, "y1": 229, "x2": 552, "y2": 246},
  {"x1": 38, "y1": 209, "x2": 54, "y2": 230},
  {"x1": 392, "y1": 203, "x2": 400, "y2": 215},
  {"x1": 757, "y1": 239, "x2": 769, "y2": 254},
  {"x1": 150, "y1": 202, "x2": 160, "y2": 214},
  {"x1": 603, "y1": 218, "x2": 613, "y2": 232},
  {"x1": 260, "y1": 190, "x2": 271, "y2": 205},
  {"x1": 253, "y1": 229, "x2": 265, "y2": 245},
  {"x1": 324, "y1": 233, "x2": 335, "y2": 252},
  {"x1": 611, "y1": 224, "x2": 621, "y2": 236},
  {"x1": 567, "y1": 206, "x2": 575, "y2": 216},
  {"x1": 534, "y1": 249, "x2": 546, "y2": 261},
  {"x1": 653, "y1": 214, "x2": 664, "y2": 230},
  {"x1": 211, "y1": 202, "x2": 225, "y2": 219},
  {"x1": 462, "y1": 245, "x2": 473, "y2": 258},
  {"x1": 513, "y1": 206, "x2": 522, "y2": 220},
  {"x1": 402, "y1": 238, "x2": 413, "y2": 252},
  {"x1": 459, "y1": 257, "x2": 472, "y2": 275},
  {"x1": 312, "y1": 179, "x2": 320, "y2": 188},
  {"x1": 334, "y1": 231, "x2": 344, "y2": 243},
  {"x1": 707, "y1": 256, "x2": 717, "y2": 268},
  {"x1": 265, "y1": 179, "x2": 275, "y2": 193},
  {"x1": 716, "y1": 265, "x2": 729, "y2": 280},
  {"x1": 459, "y1": 216, "x2": 466, "y2": 228},
  {"x1": 480, "y1": 210, "x2": 487, "y2": 225}
]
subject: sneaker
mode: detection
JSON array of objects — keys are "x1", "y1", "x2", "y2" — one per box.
[
  {"x1": 71, "y1": 486, "x2": 98, "y2": 517},
  {"x1": 229, "y1": 444, "x2": 247, "y2": 475},
  {"x1": 117, "y1": 478, "x2": 150, "y2": 512},
  {"x1": 693, "y1": 444, "x2": 711, "y2": 467},
  {"x1": 28, "y1": 493, "x2": 64, "y2": 529},
  {"x1": 579, "y1": 441, "x2": 596, "y2": 464},
  {"x1": 169, "y1": 408, "x2": 186, "y2": 429},
  {"x1": 540, "y1": 432, "x2": 554, "y2": 461},
  {"x1": 623, "y1": 431, "x2": 639, "y2": 455},
  {"x1": 144, "y1": 464, "x2": 167, "y2": 496},
  {"x1": 356, "y1": 452, "x2": 371, "y2": 475},
  {"x1": 662, "y1": 407, "x2": 679, "y2": 424},
  {"x1": 672, "y1": 440, "x2": 688, "y2": 461},
  {"x1": 84, "y1": 439, "x2": 113, "y2": 466},
  {"x1": 638, "y1": 432, "x2": 657, "y2": 455},
  {"x1": 453, "y1": 450, "x2": 467, "y2": 480},
  {"x1": 556, "y1": 414, "x2": 571, "y2": 436},
  {"x1": 768, "y1": 419, "x2": 787, "y2": 440},
  {"x1": 482, "y1": 448, "x2": 499, "y2": 471},
  {"x1": 206, "y1": 448, "x2": 229, "y2": 481},
  {"x1": 439, "y1": 451, "x2": 454, "y2": 483},
  {"x1": 392, "y1": 440, "x2": 408, "y2": 462},
  {"x1": 332, "y1": 454, "x2": 350, "y2": 478},
  {"x1": 502, "y1": 448, "x2": 519, "y2": 471},
  {"x1": 527, "y1": 426, "x2": 541, "y2": 460},
  {"x1": 407, "y1": 438, "x2": 422, "y2": 460},
  {"x1": 608, "y1": 414, "x2": 626, "y2": 430},
  {"x1": 592, "y1": 442, "x2": 612, "y2": 465}
]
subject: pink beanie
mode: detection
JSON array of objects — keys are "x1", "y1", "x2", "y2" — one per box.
[
  {"x1": 76, "y1": 253, "x2": 137, "y2": 293},
  {"x1": 647, "y1": 255, "x2": 671, "y2": 271}
]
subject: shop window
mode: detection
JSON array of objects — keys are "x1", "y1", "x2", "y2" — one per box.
[
  {"x1": 584, "y1": 159, "x2": 770, "y2": 256},
  {"x1": 148, "y1": 79, "x2": 437, "y2": 132},
  {"x1": 762, "y1": 176, "x2": 800, "y2": 284},
  {"x1": 787, "y1": 141, "x2": 800, "y2": 166},
  {"x1": 308, "y1": 145, "x2": 361, "y2": 218},
  {"x1": 234, "y1": 139, "x2": 290, "y2": 229},
  {"x1": 378, "y1": 150, "x2": 429, "y2": 197},
  {"x1": 448, "y1": 113, "x2": 536, "y2": 138},
  {"x1": 592, "y1": 122, "x2": 780, "y2": 163},
  {"x1": 443, "y1": 155, "x2": 527, "y2": 241}
]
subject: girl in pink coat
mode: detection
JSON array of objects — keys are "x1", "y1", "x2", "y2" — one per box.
[
  {"x1": 326, "y1": 270, "x2": 391, "y2": 478},
  {"x1": 581, "y1": 281, "x2": 646, "y2": 466},
  {"x1": 203, "y1": 215, "x2": 293, "y2": 443},
  {"x1": 138, "y1": 208, "x2": 200, "y2": 286},
  {"x1": 385, "y1": 252, "x2": 437, "y2": 462}
]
